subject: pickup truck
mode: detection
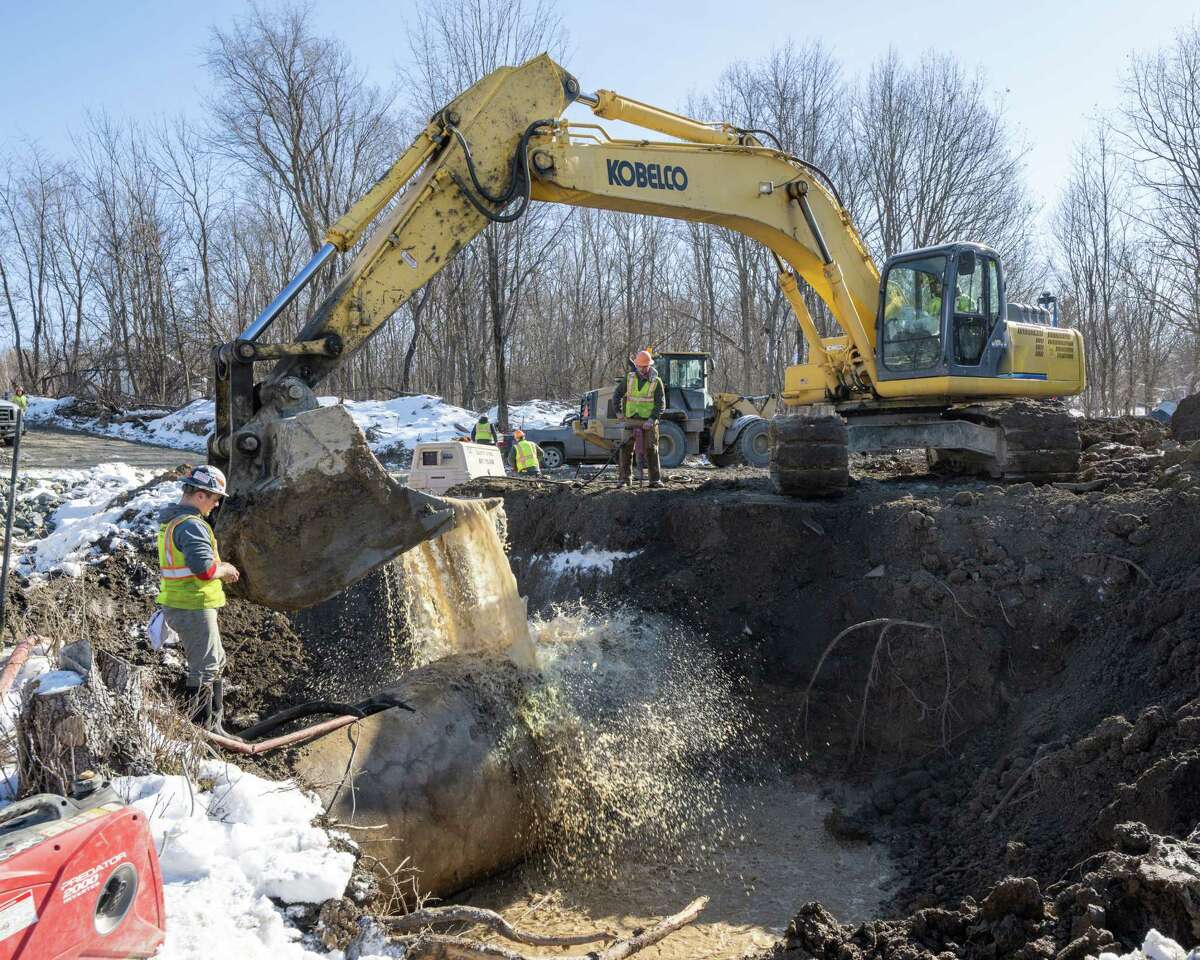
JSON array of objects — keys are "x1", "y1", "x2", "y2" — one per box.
[
  {"x1": 0, "y1": 400, "x2": 25, "y2": 445},
  {"x1": 519, "y1": 413, "x2": 606, "y2": 469}
]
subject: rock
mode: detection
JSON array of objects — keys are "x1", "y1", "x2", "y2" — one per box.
[
  {"x1": 1121, "y1": 706, "x2": 1168, "y2": 755},
  {"x1": 1128, "y1": 525, "x2": 1155, "y2": 545},
  {"x1": 784, "y1": 902, "x2": 850, "y2": 959},
  {"x1": 1171, "y1": 394, "x2": 1200, "y2": 443},
  {"x1": 1007, "y1": 840, "x2": 1028, "y2": 865},
  {"x1": 316, "y1": 898, "x2": 361, "y2": 951},
  {"x1": 952, "y1": 491, "x2": 976, "y2": 506},
  {"x1": 1021, "y1": 563, "x2": 1046, "y2": 585},
  {"x1": 981, "y1": 877, "x2": 1045, "y2": 922},
  {"x1": 1105, "y1": 514, "x2": 1143, "y2": 538},
  {"x1": 1112, "y1": 821, "x2": 1153, "y2": 855}
]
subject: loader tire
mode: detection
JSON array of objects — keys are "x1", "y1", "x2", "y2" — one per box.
[
  {"x1": 769, "y1": 410, "x2": 849, "y2": 497},
  {"x1": 708, "y1": 448, "x2": 741, "y2": 468}
]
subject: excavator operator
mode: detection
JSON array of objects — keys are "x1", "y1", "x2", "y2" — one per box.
[{"x1": 614, "y1": 350, "x2": 667, "y2": 489}]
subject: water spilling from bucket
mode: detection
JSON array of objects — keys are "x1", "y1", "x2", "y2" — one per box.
[{"x1": 397, "y1": 498, "x2": 537, "y2": 669}]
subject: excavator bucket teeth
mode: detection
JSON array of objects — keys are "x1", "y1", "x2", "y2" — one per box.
[{"x1": 216, "y1": 404, "x2": 456, "y2": 610}]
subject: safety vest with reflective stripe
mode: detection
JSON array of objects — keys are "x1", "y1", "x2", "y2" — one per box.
[
  {"x1": 474, "y1": 422, "x2": 493, "y2": 442},
  {"x1": 624, "y1": 373, "x2": 659, "y2": 419},
  {"x1": 514, "y1": 440, "x2": 539, "y2": 473},
  {"x1": 11, "y1": 395, "x2": 26, "y2": 413},
  {"x1": 156, "y1": 516, "x2": 225, "y2": 609}
]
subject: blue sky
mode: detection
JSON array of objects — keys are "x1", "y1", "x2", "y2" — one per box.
[{"x1": 0, "y1": 0, "x2": 1192, "y2": 216}]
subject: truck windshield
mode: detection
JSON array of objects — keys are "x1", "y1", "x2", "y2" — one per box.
[
  {"x1": 668, "y1": 357, "x2": 705, "y2": 390},
  {"x1": 882, "y1": 256, "x2": 947, "y2": 372}
]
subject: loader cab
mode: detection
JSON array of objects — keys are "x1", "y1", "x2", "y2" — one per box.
[
  {"x1": 875, "y1": 243, "x2": 1009, "y2": 381},
  {"x1": 660, "y1": 352, "x2": 711, "y2": 418}
]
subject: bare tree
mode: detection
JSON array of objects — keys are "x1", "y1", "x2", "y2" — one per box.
[{"x1": 1119, "y1": 21, "x2": 1200, "y2": 391}]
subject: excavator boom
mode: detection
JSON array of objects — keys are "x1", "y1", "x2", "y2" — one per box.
[{"x1": 213, "y1": 53, "x2": 1083, "y2": 611}]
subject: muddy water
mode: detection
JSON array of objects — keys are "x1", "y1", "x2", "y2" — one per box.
[
  {"x1": 398, "y1": 498, "x2": 537, "y2": 669},
  {"x1": 460, "y1": 775, "x2": 892, "y2": 960},
  {"x1": 455, "y1": 607, "x2": 892, "y2": 959}
]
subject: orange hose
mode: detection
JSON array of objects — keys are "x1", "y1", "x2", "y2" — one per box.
[
  {"x1": 0, "y1": 636, "x2": 40, "y2": 697},
  {"x1": 204, "y1": 714, "x2": 359, "y2": 755}
]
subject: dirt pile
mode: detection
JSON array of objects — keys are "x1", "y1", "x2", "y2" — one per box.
[
  {"x1": 1171, "y1": 394, "x2": 1200, "y2": 443},
  {"x1": 773, "y1": 827, "x2": 1200, "y2": 960}
]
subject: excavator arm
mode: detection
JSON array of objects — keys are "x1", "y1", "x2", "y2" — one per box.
[{"x1": 213, "y1": 54, "x2": 891, "y2": 610}]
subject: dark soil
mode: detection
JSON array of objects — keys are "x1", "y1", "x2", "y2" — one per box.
[
  {"x1": 1172, "y1": 393, "x2": 1200, "y2": 444},
  {"x1": 460, "y1": 424, "x2": 1200, "y2": 955},
  {"x1": 16, "y1": 414, "x2": 1200, "y2": 956}
]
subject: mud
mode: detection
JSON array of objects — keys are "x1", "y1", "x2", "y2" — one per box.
[
  {"x1": 1173, "y1": 393, "x2": 1200, "y2": 443},
  {"x1": 456, "y1": 426, "x2": 1200, "y2": 954}
]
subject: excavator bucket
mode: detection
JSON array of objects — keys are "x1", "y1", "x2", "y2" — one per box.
[{"x1": 215, "y1": 404, "x2": 456, "y2": 611}]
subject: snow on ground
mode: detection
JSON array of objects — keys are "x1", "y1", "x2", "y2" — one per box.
[
  {"x1": 1099, "y1": 929, "x2": 1200, "y2": 960},
  {"x1": 532, "y1": 546, "x2": 642, "y2": 578},
  {"x1": 16, "y1": 463, "x2": 176, "y2": 578},
  {"x1": 27, "y1": 394, "x2": 574, "y2": 459},
  {"x1": 117, "y1": 764, "x2": 355, "y2": 959},
  {"x1": 488, "y1": 398, "x2": 574, "y2": 430},
  {"x1": 26, "y1": 397, "x2": 211, "y2": 453},
  {"x1": 0, "y1": 634, "x2": 359, "y2": 959}
]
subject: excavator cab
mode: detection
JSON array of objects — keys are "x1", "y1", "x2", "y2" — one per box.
[{"x1": 875, "y1": 243, "x2": 1009, "y2": 382}]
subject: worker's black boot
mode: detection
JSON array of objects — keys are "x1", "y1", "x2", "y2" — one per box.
[
  {"x1": 208, "y1": 679, "x2": 241, "y2": 739},
  {"x1": 186, "y1": 683, "x2": 213, "y2": 728}
]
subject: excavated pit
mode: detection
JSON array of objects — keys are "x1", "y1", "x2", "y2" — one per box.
[{"x1": 28, "y1": 415, "x2": 1198, "y2": 958}]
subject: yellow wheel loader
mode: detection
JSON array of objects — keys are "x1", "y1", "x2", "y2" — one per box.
[
  {"x1": 211, "y1": 54, "x2": 1084, "y2": 611},
  {"x1": 565, "y1": 351, "x2": 775, "y2": 468}
]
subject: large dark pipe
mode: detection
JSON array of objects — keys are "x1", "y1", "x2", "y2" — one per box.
[{"x1": 291, "y1": 654, "x2": 539, "y2": 898}]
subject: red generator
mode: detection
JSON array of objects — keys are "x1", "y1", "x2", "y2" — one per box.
[{"x1": 0, "y1": 776, "x2": 165, "y2": 959}]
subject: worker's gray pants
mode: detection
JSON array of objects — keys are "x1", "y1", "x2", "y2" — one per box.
[{"x1": 162, "y1": 607, "x2": 225, "y2": 685}]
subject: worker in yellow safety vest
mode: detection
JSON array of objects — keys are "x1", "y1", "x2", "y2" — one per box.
[
  {"x1": 10, "y1": 385, "x2": 27, "y2": 414},
  {"x1": 613, "y1": 350, "x2": 666, "y2": 488},
  {"x1": 156, "y1": 464, "x2": 241, "y2": 732},
  {"x1": 471, "y1": 415, "x2": 496, "y2": 445},
  {"x1": 510, "y1": 429, "x2": 543, "y2": 476}
]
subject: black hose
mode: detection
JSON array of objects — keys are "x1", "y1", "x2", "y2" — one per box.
[
  {"x1": 237, "y1": 701, "x2": 365, "y2": 742},
  {"x1": 235, "y1": 692, "x2": 417, "y2": 743},
  {"x1": 449, "y1": 120, "x2": 553, "y2": 224}
]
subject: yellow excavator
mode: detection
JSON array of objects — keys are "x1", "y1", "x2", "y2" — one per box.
[{"x1": 210, "y1": 54, "x2": 1085, "y2": 611}]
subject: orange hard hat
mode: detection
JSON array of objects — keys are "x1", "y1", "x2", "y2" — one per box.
[
  {"x1": 514, "y1": 429, "x2": 525, "y2": 439},
  {"x1": 635, "y1": 349, "x2": 653, "y2": 367}
]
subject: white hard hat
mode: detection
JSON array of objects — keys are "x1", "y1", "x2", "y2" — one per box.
[{"x1": 183, "y1": 464, "x2": 227, "y2": 497}]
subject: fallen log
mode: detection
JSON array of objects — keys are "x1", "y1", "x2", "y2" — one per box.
[{"x1": 352, "y1": 897, "x2": 708, "y2": 960}]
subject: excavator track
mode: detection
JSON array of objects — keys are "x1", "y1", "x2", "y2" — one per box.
[
  {"x1": 928, "y1": 399, "x2": 1081, "y2": 480},
  {"x1": 768, "y1": 406, "x2": 849, "y2": 497}
]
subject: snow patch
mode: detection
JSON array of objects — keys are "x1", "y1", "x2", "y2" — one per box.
[
  {"x1": 488, "y1": 398, "x2": 574, "y2": 430},
  {"x1": 27, "y1": 394, "x2": 574, "y2": 460},
  {"x1": 534, "y1": 546, "x2": 642, "y2": 578},
  {"x1": 1099, "y1": 929, "x2": 1200, "y2": 960},
  {"x1": 16, "y1": 463, "x2": 175, "y2": 578},
  {"x1": 33, "y1": 670, "x2": 84, "y2": 696},
  {"x1": 117, "y1": 763, "x2": 354, "y2": 959}
]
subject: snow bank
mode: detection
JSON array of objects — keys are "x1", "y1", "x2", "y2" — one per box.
[
  {"x1": 27, "y1": 394, "x2": 573, "y2": 459},
  {"x1": 487, "y1": 398, "x2": 574, "y2": 430},
  {"x1": 25, "y1": 397, "x2": 210, "y2": 452},
  {"x1": 115, "y1": 763, "x2": 354, "y2": 959},
  {"x1": 16, "y1": 464, "x2": 175, "y2": 578},
  {"x1": 319, "y1": 394, "x2": 476, "y2": 458}
]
